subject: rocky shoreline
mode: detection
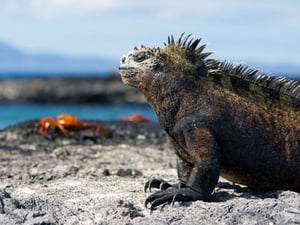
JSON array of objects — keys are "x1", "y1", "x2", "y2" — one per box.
[
  {"x1": 0, "y1": 75, "x2": 146, "y2": 104},
  {"x1": 0, "y1": 120, "x2": 299, "y2": 224}
]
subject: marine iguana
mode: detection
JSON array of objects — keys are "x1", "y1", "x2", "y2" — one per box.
[{"x1": 119, "y1": 33, "x2": 300, "y2": 210}]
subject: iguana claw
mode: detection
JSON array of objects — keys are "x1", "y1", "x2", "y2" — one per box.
[
  {"x1": 144, "y1": 178, "x2": 186, "y2": 192},
  {"x1": 144, "y1": 178, "x2": 172, "y2": 192},
  {"x1": 145, "y1": 187, "x2": 204, "y2": 211}
]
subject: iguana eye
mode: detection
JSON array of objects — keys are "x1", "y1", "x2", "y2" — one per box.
[{"x1": 134, "y1": 52, "x2": 147, "y2": 62}]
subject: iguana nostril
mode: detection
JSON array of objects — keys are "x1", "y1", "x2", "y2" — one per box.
[{"x1": 121, "y1": 56, "x2": 126, "y2": 63}]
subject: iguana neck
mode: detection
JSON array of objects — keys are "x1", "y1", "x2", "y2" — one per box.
[{"x1": 139, "y1": 73, "x2": 207, "y2": 133}]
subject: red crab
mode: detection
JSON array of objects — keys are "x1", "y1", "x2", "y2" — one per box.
[
  {"x1": 120, "y1": 113, "x2": 151, "y2": 123},
  {"x1": 35, "y1": 114, "x2": 107, "y2": 137}
]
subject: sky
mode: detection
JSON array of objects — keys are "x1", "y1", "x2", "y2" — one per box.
[{"x1": 0, "y1": 0, "x2": 299, "y2": 66}]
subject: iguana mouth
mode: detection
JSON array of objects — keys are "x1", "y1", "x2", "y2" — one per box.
[
  {"x1": 119, "y1": 66, "x2": 138, "y2": 79},
  {"x1": 119, "y1": 66, "x2": 135, "y2": 71}
]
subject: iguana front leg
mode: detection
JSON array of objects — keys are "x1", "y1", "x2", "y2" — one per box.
[{"x1": 145, "y1": 127, "x2": 220, "y2": 210}]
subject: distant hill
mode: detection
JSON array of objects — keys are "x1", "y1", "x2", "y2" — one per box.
[
  {"x1": 0, "y1": 41, "x2": 298, "y2": 78},
  {"x1": 249, "y1": 62, "x2": 300, "y2": 78},
  {"x1": 0, "y1": 41, "x2": 118, "y2": 77}
]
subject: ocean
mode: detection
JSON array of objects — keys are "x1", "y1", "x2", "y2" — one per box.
[{"x1": 0, "y1": 102, "x2": 157, "y2": 129}]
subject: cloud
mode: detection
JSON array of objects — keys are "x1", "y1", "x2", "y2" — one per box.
[
  {"x1": 0, "y1": 0, "x2": 118, "y2": 18},
  {"x1": 1, "y1": 0, "x2": 299, "y2": 22},
  {"x1": 29, "y1": 0, "x2": 117, "y2": 13}
]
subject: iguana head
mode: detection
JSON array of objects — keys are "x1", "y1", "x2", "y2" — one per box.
[{"x1": 119, "y1": 33, "x2": 219, "y2": 89}]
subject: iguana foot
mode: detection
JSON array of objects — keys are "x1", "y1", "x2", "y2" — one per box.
[
  {"x1": 144, "y1": 178, "x2": 186, "y2": 192},
  {"x1": 145, "y1": 186, "x2": 205, "y2": 210}
]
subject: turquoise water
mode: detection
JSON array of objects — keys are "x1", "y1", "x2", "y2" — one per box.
[{"x1": 0, "y1": 103, "x2": 157, "y2": 129}]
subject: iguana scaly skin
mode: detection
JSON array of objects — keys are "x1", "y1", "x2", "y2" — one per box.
[{"x1": 119, "y1": 33, "x2": 300, "y2": 210}]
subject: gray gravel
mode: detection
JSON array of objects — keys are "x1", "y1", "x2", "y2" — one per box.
[{"x1": 0, "y1": 121, "x2": 299, "y2": 224}]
